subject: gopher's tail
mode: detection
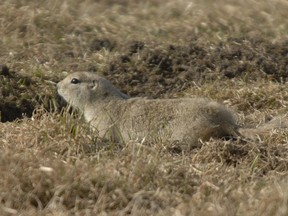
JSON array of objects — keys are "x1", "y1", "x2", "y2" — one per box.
[{"x1": 238, "y1": 116, "x2": 288, "y2": 140}]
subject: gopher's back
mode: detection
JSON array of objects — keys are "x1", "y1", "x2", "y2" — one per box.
[{"x1": 98, "y1": 97, "x2": 238, "y2": 146}]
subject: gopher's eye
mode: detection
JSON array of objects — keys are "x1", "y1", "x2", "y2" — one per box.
[{"x1": 71, "y1": 78, "x2": 80, "y2": 84}]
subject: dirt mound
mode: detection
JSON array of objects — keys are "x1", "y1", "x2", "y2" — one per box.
[
  {"x1": 1, "y1": 37, "x2": 288, "y2": 122},
  {"x1": 0, "y1": 65, "x2": 57, "y2": 122},
  {"x1": 104, "y1": 37, "x2": 288, "y2": 98}
]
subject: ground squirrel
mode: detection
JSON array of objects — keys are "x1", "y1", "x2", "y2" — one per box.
[
  {"x1": 58, "y1": 72, "x2": 288, "y2": 148},
  {"x1": 57, "y1": 72, "x2": 243, "y2": 148}
]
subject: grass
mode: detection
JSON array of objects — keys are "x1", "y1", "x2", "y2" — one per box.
[{"x1": 1, "y1": 0, "x2": 288, "y2": 215}]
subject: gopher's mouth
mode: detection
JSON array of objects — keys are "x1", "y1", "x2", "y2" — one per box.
[{"x1": 55, "y1": 91, "x2": 68, "y2": 108}]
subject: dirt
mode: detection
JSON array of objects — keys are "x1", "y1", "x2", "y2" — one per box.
[
  {"x1": 1, "y1": 1, "x2": 288, "y2": 214},
  {"x1": 104, "y1": 37, "x2": 288, "y2": 98},
  {"x1": 0, "y1": 65, "x2": 57, "y2": 122},
  {"x1": 1, "y1": 36, "x2": 288, "y2": 122}
]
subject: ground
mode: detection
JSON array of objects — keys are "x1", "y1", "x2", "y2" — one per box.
[{"x1": 1, "y1": 0, "x2": 288, "y2": 215}]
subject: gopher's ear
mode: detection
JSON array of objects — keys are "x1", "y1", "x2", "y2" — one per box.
[{"x1": 88, "y1": 80, "x2": 99, "y2": 90}]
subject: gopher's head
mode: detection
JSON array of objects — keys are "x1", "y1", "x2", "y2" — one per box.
[{"x1": 57, "y1": 72, "x2": 129, "y2": 111}]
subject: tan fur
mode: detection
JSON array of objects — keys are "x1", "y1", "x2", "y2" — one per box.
[
  {"x1": 57, "y1": 72, "x2": 240, "y2": 148},
  {"x1": 239, "y1": 116, "x2": 288, "y2": 140}
]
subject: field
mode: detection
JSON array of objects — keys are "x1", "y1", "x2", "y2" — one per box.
[{"x1": 1, "y1": 0, "x2": 288, "y2": 215}]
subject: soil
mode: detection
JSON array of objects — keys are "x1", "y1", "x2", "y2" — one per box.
[
  {"x1": 1, "y1": 36, "x2": 288, "y2": 122},
  {"x1": 1, "y1": 1, "x2": 288, "y2": 214},
  {"x1": 104, "y1": 37, "x2": 288, "y2": 98},
  {"x1": 0, "y1": 66, "x2": 57, "y2": 122}
]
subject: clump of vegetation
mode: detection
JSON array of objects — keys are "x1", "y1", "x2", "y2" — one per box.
[{"x1": 1, "y1": 0, "x2": 288, "y2": 215}]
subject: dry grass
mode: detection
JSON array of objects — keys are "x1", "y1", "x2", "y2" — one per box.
[{"x1": 1, "y1": 0, "x2": 288, "y2": 215}]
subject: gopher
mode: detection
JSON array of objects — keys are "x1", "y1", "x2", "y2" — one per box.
[{"x1": 57, "y1": 72, "x2": 242, "y2": 148}]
